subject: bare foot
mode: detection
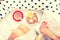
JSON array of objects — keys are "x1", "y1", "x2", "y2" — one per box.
[
  {"x1": 40, "y1": 21, "x2": 49, "y2": 35},
  {"x1": 40, "y1": 21, "x2": 60, "y2": 40},
  {"x1": 8, "y1": 24, "x2": 30, "y2": 40}
]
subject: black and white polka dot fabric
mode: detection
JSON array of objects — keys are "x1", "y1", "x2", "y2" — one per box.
[{"x1": 0, "y1": 0, "x2": 60, "y2": 20}]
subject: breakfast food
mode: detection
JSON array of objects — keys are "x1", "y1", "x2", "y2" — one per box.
[
  {"x1": 26, "y1": 17, "x2": 35, "y2": 24},
  {"x1": 32, "y1": 13, "x2": 38, "y2": 23},
  {"x1": 26, "y1": 12, "x2": 38, "y2": 24}
]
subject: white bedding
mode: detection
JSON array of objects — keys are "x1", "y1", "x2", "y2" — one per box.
[{"x1": 0, "y1": 9, "x2": 43, "y2": 40}]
